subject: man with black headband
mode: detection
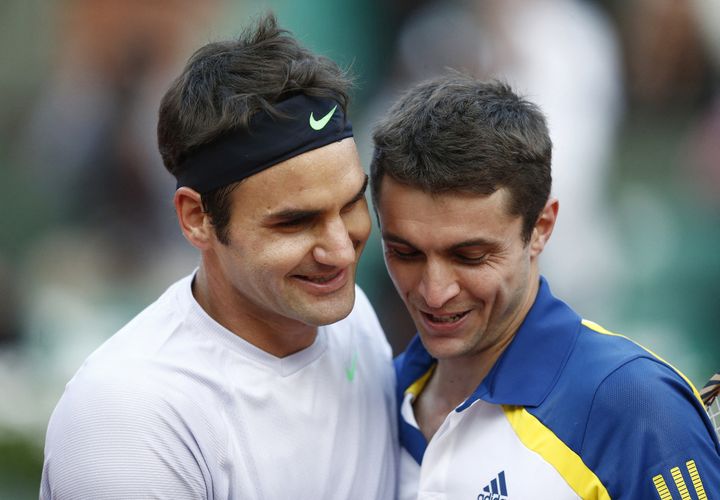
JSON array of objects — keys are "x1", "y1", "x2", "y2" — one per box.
[{"x1": 40, "y1": 14, "x2": 397, "y2": 499}]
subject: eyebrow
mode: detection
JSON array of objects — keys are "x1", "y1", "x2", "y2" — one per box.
[
  {"x1": 381, "y1": 233, "x2": 415, "y2": 247},
  {"x1": 264, "y1": 174, "x2": 369, "y2": 223},
  {"x1": 450, "y1": 238, "x2": 499, "y2": 251},
  {"x1": 382, "y1": 233, "x2": 499, "y2": 252}
]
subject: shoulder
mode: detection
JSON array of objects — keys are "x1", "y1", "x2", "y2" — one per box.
[
  {"x1": 585, "y1": 355, "x2": 703, "y2": 430},
  {"x1": 42, "y1": 274, "x2": 230, "y2": 499},
  {"x1": 575, "y1": 320, "x2": 655, "y2": 367},
  {"x1": 42, "y1": 361, "x2": 215, "y2": 499},
  {"x1": 579, "y1": 356, "x2": 720, "y2": 498},
  {"x1": 82, "y1": 275, "x2": 193, "y2": 364},
  {"x1": 551, "y1": 320, "x2": 682, "y2": 410},
  {"x1": 49, "y1": 359, "x2": 220, "y2": 448},
  {"x1": 569, "y1": 321, "x2": 708, "y2": 427},
  {"x1": 544, "y1": 320, "x2": 720, "y2": 498},
  {"x1": 543, "y1": 321, "x2": 705, "y2": 434}
]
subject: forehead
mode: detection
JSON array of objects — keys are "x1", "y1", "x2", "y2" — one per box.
[
  {"x1": 377, "y1": 177, "x2": 520, "y2": 245},
  {"x1": 231, "y1": 138, "x2": 365, "y2": 214}
]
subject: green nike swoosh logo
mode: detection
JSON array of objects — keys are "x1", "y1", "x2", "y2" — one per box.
[
  {"x1": 309, "y1": 105, "x2": 337, "y2": 131},
  {"x1": 346, "y1": 352, "x2": 358, "y2": 382}
]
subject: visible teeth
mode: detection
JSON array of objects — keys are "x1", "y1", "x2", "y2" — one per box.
[
  {"x1": 306, "y1": 274, "x2": 337, "y2": 283},
  {"x1": 429, "y1": 312, "x2": 465, "y2": 323}
]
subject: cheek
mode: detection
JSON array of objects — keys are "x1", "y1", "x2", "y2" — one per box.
[
  {"x1": 241, "y1": 236, "x2": 313, "y2": 275},
  {"x1": 384, "y1": 260, "x2": 419, "y2": 296},
  {"x1": 461, "y1": 268, "x2": 504, "y2": 300},
  {"x1": 485, "y1": 267, "x2": 526, "y2": 310}
]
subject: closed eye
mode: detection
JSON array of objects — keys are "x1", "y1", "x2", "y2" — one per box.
[
  {"x1": 451, "y1": 240, "x2": 497, "y2": 265},
  {"x1": 455, "y1": 253, "x2": 487, "y2": 265},
  {"x1": 385, "y1": 245, "x2": 421, "y2": 260},
  {"x1": 272, "y1": 212, "x2": 316, "y2": 228}
]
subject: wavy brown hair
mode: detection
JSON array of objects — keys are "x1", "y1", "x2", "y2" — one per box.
[{"x1": 157, "y1": 13, "x2": 353, "y2": 243}]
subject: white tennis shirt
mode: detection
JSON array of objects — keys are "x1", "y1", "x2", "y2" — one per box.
[{"x1": 41, "y1": 274, "x2": 398, "y2": 499}]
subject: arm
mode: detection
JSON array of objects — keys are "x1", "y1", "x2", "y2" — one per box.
[{"x1": 581, "y1": 358, "x2": 720, "y2": 499}]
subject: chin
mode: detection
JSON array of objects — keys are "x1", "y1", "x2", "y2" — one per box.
[
  {"x1": 299, "y1": 290, "x2": 356, "y2": 326},
  {"x1": 303, "y1": 308, "x2": 353, "y2": 327},
  {"x1": 418, "y1": 334, "x2": 469, "y2": 360}
]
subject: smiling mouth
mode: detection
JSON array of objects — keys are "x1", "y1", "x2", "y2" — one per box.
[
  {"x1": 422, "y1": 310, "x2": 470, "y2": 324},
  {"x1": 292, "y1": 267, "x2": 350, "y2": 292},
  {"x1": 299, "y1": 272, "x2": 341, "y2": 284}
]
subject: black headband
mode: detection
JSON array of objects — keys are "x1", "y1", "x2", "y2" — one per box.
[{"x1": 176, "y1": 94, "x2": 353, "y2": 193}]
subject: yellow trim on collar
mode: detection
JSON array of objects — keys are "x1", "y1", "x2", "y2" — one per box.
[
  {"x1": 503, "y1": 405, "x2": 611, "y2": 499},
  {"x1": 581, "y1": 319, "x2": 704, "y2": 405},
  {"x1": 405, "y1": 364, "x2": 436, "y2": 398}
]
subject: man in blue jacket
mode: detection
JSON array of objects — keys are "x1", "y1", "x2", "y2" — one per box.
[{"x1": 371, "y1": 73, "x2": 720, "y2": 499}]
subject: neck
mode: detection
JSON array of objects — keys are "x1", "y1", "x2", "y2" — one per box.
[
  {"x1": 430, "y1": 347, "x2": 502, "y2": 412},
  {"x1": 192, "y1": 265, "x2": 318, "y2": 358}
]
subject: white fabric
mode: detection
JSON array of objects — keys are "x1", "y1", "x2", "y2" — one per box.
[
  {"x1": 399, "y1": 393, "x2": 577, "y2": 500},
  {"x1": 41, "y1": 274, "x2": 397, "y2": 499}
]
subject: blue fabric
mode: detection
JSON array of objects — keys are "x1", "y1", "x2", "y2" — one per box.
[
  {"x1": 564, "y1": 358, "x2": 720, "y2": 498},
  {"x1": 394, "y1": 347, "x2": 431, "y2": 464}
]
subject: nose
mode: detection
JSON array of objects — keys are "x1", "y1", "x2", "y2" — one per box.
[
  {"x1": 418, "y1": 259, "x2": 460, "y2": 309},
  {"x1": 313, "y1": 217, "x2": 356, "y2": 268}
]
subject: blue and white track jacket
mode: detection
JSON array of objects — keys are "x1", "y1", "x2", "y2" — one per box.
[{"x1": 396, "y1": 277, "x2": 720, "y2": 499}]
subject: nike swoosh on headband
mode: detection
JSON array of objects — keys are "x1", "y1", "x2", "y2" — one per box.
[
  {"x1": 309, "y1": 105, "x2": 337, "y2": 130},
  {"x1": 176, "y1": 95, "x2": 352, "y2": 193}
]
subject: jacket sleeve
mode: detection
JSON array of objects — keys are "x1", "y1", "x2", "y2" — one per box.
[{"x1": 580, "y1": 357, "x2": 720, "y2": 499}]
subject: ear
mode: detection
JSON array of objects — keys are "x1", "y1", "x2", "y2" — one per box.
[
  {"x1": 529, "y1": 198, "x2": 559, "y2": 258},
  {"x1": 174, "y1": 187, "x2": 213, "y2": 250}
]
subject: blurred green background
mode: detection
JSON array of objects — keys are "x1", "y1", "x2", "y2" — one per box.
[{"x1": 1, "y1": 0, "x2": 719, "y2": 497}]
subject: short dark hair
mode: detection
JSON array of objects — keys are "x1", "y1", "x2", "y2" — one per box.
[
  {"x1": 157, "y1": 13, "x2": 353, "y2": 244},
  {"x1": 370, "y1": 74, "x2": 552, "y2": 243}
]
